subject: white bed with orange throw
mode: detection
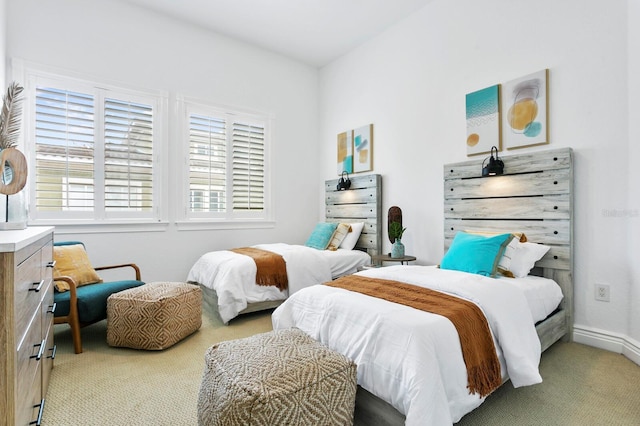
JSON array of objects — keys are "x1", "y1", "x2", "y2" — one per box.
[
  {"x1": 274, "y1": 148, "x2": 574, "y2": 424},
  {"x1": 272, "y1": 264, "x2": 563, "y2": 424}
]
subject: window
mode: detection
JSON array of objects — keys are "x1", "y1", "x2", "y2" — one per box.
[
  {"x1": 25, "y1": 70, "x2": 166, "y2": 225},
  {"x1": 183, "y1": 101, "x2": 269, "y2": 223}
]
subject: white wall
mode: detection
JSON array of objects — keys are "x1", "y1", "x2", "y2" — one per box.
[
  {"x1": 6, "y1": 0, "x2": 321, "y2": 282},
  {"x1": 627, "y1": 0, "x2": 640, "y2": 357},
  {"x1": 0, "y1": 0, "x2": 5, "y2": 86},
  {"x1": 319, "y1": 0, "x2": 638, "y2": 356}
]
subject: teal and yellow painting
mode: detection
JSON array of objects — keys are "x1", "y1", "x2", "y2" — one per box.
[
  {"x1": 466, "y1": 84, "x2": 500, "y2": 156},
  {"x1": 502, "y1": 69, "x2": 549, "y2": 150}
]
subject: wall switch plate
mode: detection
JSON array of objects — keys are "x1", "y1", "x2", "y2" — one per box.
[{"x1": 595, "y1": 284, "x2": 610, "y2": 302}]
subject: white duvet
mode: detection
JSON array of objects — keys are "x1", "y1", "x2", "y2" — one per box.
[
  {"x1": 187, "y1": 243, "x2": 335, "y2": 323},
  {"x1": 272, "y1": 265, "x2": 547, "y2": 425}
]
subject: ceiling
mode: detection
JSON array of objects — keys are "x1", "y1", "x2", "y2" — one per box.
[{"x1": 120, "y1": 0, "x2": 433, "y2": 67}]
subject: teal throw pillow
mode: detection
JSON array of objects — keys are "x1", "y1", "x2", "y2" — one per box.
[
  {"x1": 440, "y1": 232, "x2": 514, "y2": 277},
  {"x1": 305, "y1": 222, "x2": 339, "y2": 250}
]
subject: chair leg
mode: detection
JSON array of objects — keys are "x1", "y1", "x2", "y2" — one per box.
[{"x1": 68, "y1": 311, "x2": 83, "y2": 354}]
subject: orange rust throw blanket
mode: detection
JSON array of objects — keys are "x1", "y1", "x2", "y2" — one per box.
[
  {"x1": 230, "y1": 247, "x2": 288, "y2": 291},
  {"x1": 326, "y1": 275, "x2": 501, "y2": 397}
]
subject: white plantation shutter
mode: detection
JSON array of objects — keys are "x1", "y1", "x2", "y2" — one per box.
[
  {"x1": 232, "y1": 121, "x2": 264, "y2": 211},
  {"x1": 188, "y1": 114, "x2": 226, "y2": 212},
  {"x1": 28, "y1": 69, "x2": 164, "y2": 224},
  {"x1": 104, "y1": 98, "x2": 154, "y2": 211},
  {"x1": 35, "y1": 87, "x2": 95, "y2": 211},
  {"x1": 185, "y1": 105, "x2": 268, "y2": 220}
]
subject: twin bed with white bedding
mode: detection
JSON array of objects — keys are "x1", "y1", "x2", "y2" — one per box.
[
  {"x1": 187, "y1": 244, "x2": 370, "y2": 323},
  {"x1": 272, "y1": 148, "x2": 574, "y2": 424},
  {"x1": 272, "y1": 265, "x2": 563, "y2": 424},
  {"x1": 187, "y1": 174, "x2": 383, "y2": 324}
]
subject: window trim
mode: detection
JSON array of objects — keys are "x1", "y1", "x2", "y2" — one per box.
[
  {"x1": 176, "y1": 95, "x2": 273, "y2": 227},
  {"x1": 17, "y1": 61, "x2": 169, "y2": 229}
]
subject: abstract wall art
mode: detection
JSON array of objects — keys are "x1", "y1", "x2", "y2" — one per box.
[
  {"x1": 466, "y1": 84, "x2": 501, "y2": 156},
  {"x1": 353, "y1": 124, "x2": 373, "y2": 173},
  {"x1": 502, "y1": 69, "x2": 549, "y2": 150},
  {"x1": 337, "y1": 130, "x2": 353, "y2": 174}
]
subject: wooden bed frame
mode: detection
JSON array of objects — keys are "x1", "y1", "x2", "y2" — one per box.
[
  {"x1": 354, "y1": 148, "x2": 574, "y2": 424},
  {"x1": 200, "y1": 174, "x2": 383, "y2": 321},
  {"x1": 325, "y1": 173, "x2": 383, "y2": 257}
]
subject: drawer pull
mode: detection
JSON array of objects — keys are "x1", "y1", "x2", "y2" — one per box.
[
  {"x1": 48, "y1": 344, "x2": 57, "y2": 360},
  {"x1": 29, "y1": 280, "x2": 45, "y2": 293},
  {"x1": 30, "y1": 399, "x2": 45, "y2": 426},
  {"x1": 47, "y1": 260, "x2": 56, "y2": 268},
  {"x1": 31, "y1": 339, "x2": 46, "y2": 361},
  {"x1": 48, "y1": 302, "x2": 57, "y2": 315}
]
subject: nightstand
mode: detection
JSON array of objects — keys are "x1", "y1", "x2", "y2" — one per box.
[{"x1": 371, "y1": 254, "x2": 417, "y2": 266}]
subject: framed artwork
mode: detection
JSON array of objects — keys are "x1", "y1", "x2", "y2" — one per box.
[
  {"x1": 353, "y1": 124, "x2": 373, "y2": 173},
  {"x1": 337, "y1": 130, "x2": 353, "y2": 174},
  {"x1": 466, "y1": 84, "x2": 501, "y2": 156},
  {"x1": 502, "y1": 69, "x2": 549, "y2": 150}
]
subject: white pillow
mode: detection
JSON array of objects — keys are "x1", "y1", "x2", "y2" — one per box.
[
  {"x1": 497, "y1": 237, "x2": 519, "y2": 277},
  {"x1": 509, "y1": 242, "x2": 551, "y2": 278},
  {"x1": 339, "y1": 222, "x2": 364, "y2": 250}
]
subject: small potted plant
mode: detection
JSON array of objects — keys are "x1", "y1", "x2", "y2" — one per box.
[{"x1": 389, "y1": 221, "x2": 406, "y2": 258}]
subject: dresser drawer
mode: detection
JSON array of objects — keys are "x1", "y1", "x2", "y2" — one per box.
[
  {"x1": 16, "y1": 313, "x2": 43, "y2": 387},
  {"x1": 16, "y1": 363, "x2": 44, "y2": 426},
  {"x1": 42, "y1": 320, "x2": 55, "y2": 397},
  {"x1": 15, "y1": 249, "x2": 44, "y2": 342},
  {"x1": 16, "y1": 314, "x2": 44, "y2": 425}
]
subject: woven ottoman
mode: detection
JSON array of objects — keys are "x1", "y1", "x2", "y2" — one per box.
[
  {"x1": 107, "y1": 281, "x2": 202, "y2": 350},
  {"x1": 198, "y1": 328, "x2": 357, "y2": 426}
]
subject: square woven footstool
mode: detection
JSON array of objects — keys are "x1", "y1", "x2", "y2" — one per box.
[
  {"x1": 198, "y1": 328, "x2": 357, "y2": 426},
  {"x1": 107, "y1": 281, "x2": 202, "y2": 350}
]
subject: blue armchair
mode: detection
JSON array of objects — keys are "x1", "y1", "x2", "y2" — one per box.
[{"x1": 53, "y1": 241, "x2": 145, "y2": 353}]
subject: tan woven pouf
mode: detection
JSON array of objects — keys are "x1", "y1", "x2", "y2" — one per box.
[
  {"x1": 198, "y1": 328, "x2": 357, "y2": 426},
  {"x1": 107, "y1": 282, "x2": 202, "y2": 350}
]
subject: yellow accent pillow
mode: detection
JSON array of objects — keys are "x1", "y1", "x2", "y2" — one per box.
[
  {"x1": 53, "y1": 244, "x2": 103, "y2": 292},
  {"x1": 327, "y1": 223, "x2": 352, "y2": 251}
]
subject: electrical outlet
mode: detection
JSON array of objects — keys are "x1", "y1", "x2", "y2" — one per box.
[{"x1": 595, "y1": 284, "x2": 610, "y2": 302}]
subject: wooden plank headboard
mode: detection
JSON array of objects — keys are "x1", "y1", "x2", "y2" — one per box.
[
  {"x1": 325, "y1": 174, "x2": 382, "y2": 257},
  {"x1": 444, "y1": 148, "x2": 573, "y2": 349}
]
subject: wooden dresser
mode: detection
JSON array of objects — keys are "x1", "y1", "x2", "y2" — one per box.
[{"x1": 1, "y1": 227, "x2": 55, "y2": 426}]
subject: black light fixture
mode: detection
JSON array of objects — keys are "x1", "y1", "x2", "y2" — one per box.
[
  {"x1": 482, "y1": 146, "x2": 504, "y2": 177},
  {"x1": 336, "y1": 171, "x2": 351, "y2": 191}
]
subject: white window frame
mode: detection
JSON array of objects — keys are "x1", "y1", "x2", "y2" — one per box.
[
  {"x1": 176, "y1": 96, "x2": 273, "y2": 229},
  {"x1": 18, "y1": 62, "x2": 168, "y2": 230}
]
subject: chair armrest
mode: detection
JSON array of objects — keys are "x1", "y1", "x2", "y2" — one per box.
[
  {"x1": 53, "y1": 275, "x2": 79, "y2": 302},
  {"x1": 94, "y1": 263, "x2": 141, "y2": 281}
]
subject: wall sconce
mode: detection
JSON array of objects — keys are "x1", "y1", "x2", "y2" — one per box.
[
  {"x1": 336, "y1": 171, "x2": 351, "y2": 190},
  {"x1": 481, "y1": 146, "x2": 504, "y2": 177}
]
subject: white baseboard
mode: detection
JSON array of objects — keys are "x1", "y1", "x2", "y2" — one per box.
[{"x1": 573, "y1": 325, "x2": 640, "y2": 366}]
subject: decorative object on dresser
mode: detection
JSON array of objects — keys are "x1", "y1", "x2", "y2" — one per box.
[
  {"x1": 0, "y1": 82, "x2": 28, "y2": 230},
  {"x1": 53, "y1": 241, "x2": 144, "y2": 354},
  {"x1": 0, "y1": 227, "x2": 56, "y2": 426}
]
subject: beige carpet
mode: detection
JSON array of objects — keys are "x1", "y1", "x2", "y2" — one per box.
[{"x1": 44, "y1": 310, "x2": 640, "y2": 425}]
